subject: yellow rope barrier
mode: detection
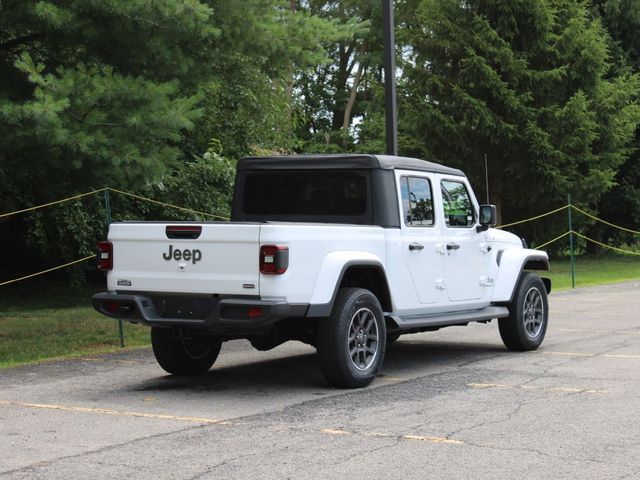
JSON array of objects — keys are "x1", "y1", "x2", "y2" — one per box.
[
  {"x1": 0, "y1": 255, "x2": 95, "y2": 287},
  {"x1": 4, "y1": 190, "x2": 639, "y2": 289},
  {"x1": 571, "y1": 205, "x2": 640, "y2": 236},
  {"x1": 107, "y1": 188, "x2": 230, "y2": 221},
  {"x1": 496, "y1": 205, "x2": 569, "y2": 229},
  {"x1": 0, "y1": 188, "x2": 107, "y2": 219},
  {"x1": 0, "y1": 186, "x2": 230, "y2": 287},
  {"x1": 533, "y1": 231, "x2": 571, "y2": 250},
  {"x1": 571, "y1": 231, "x2": 640, "y2": 256},
  {"x1": 0, "y1": 187, "x2": 231, "y2": 221}
]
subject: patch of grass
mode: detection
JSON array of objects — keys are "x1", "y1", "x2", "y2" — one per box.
[
  {"x1": 545, "y1": 254, "x2": 640, "y2": 290},
  {"x1": 0, "y1": 281, "x2": 149, "y2": 369}
]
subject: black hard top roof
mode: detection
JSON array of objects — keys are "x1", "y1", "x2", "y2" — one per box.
[{"x1": 238, "y1": 154, "x2": 465, "y2": 177}]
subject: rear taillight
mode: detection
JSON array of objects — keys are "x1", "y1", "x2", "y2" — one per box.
[
  {"x1": 260, "y1": 245, "x2": 289, "y2": 274},
  {"x1": 97, "y1": 241, "x2": 113, "y2": 271}
]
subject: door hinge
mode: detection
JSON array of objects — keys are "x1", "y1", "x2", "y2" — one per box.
[
  {"x1": 435, "y1": 279, "x2": 446, "y2": 290},
  {"x1": 436, "y1": 243, "x2": 446, "y2": 255}
]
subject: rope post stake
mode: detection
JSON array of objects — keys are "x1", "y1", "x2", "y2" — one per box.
[
  {"x1": 568, "y1": 194, "x2": 576, "y2": 289},
  {"x1": 104, "y1": 189, "x2": 124, "y2": 348}
]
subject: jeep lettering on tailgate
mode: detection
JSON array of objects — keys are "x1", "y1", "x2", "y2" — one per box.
[{"x1": 162, "y1": 245, "x2": 202, "y2": 264}]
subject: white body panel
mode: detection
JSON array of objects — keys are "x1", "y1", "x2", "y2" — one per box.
[
  {"x1": 434, "y1": 173, "x2": 489, "y2": 303},
  {"x1": 258, "y1": 224, "x2": 386, "y2": 304},
  {"x1": 389, "y1": 170, "x2": 499, "y2": 316},
  {"x1": 107, "y1": 223, "x2": 260, "y2": 295},
  {"x1": 492, "y1": 248, "x2": 549, "y2": 302},
  {"x1": 382, "y1": 228, "x2": 428, "y2": 312},
  {"x1": 442, "y1": 226, "x2": 489, "y2": 301},
  {"x1": 105, "y1": 171, "x2": 546, "y2": 317}
]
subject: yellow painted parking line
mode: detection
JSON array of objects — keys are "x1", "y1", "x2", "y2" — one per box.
[
  {"x1": 363, "y1": 432, "x2": 395, "y2": 438},
  {"x1": 467, "y1": 383, "x2": 607, "y2": 395},
  {"x1": 0, "y1": 400, "x2": 465, "y2": 446},
  {"x1": 0, "y1": 400, "x2": 229, "y2": 425},
  {"x1": 402, "y1": 434, "x2": 465, "y2": 445},
  {"x1": 320, "y1": 428, "x2": 352, "y2": 436},
  {"x1": 320, "y1": 428, "x2": 464, "y2": 445},
  {"x1": 544, "y1": 387, "x2": 608, "y2": 394},
  {"x1": 603, "y1": 354, "x2": 640, "y2": 359},
  {"x1": 467, "y1": 383, "x2": 510, "y2": 389}
]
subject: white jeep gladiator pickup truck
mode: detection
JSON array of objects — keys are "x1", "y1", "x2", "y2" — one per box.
[{"x1": 93, "y1": 154, "x2": 551, "y2": 388}]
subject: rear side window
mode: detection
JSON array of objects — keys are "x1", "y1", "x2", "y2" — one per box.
[
  {"x1": 441, "y1": 180, "x2": 474, "y2": 227},
  {"x1": 400, "y1": 176, "x2": 434, "y2": 226},
  {"x1": 243, "y1": 170, "x2": 369, "y2": 219}
]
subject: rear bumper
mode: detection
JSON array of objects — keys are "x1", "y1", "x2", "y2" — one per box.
[{"x1": 92, "y1": 293, "x2": 308, "y2": 333}]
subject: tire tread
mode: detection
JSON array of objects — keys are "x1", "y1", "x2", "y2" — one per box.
[
  {"x1": 317, "y1": 287, "x2": 386, "y2": 388},
  {"x1": 499, "y1": 272, "x2": 548, "y2": 351}
]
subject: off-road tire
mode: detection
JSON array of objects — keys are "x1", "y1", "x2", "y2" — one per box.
[
  {"x1": 499, "y1": 272, "x2": 549, "y2": 351},
  {"x1": 317, "y1": 288, "x2": 386, "y2": 388},
  {"x1": 151, "y1": 327, "x2": 222, "y2": 375}
]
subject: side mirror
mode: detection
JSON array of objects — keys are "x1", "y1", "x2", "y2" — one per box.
[{"x1": 477, "y1": 204, "x2": 497, "y2": 232}]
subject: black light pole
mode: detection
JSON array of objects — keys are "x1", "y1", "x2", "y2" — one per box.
[{"x1": 382, "y1": 0, "x2": 398, "y2": 156}]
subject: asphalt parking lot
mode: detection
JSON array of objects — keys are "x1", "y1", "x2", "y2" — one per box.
[{"x1": 1, "y1": 281, "x2": 639, "y2": 479}]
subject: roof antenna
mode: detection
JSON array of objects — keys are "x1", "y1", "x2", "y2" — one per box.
[{"x1": 484, "y1": 153, "x2": 490, "y2": 204}]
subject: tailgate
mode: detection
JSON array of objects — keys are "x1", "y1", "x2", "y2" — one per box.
[{"x1": 107, "y1": 223, "x2": 260, "y2": 295}]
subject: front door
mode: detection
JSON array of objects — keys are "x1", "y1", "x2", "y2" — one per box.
[{"x1": 440, "y1": 179, "x2": 490, "y2": 302}]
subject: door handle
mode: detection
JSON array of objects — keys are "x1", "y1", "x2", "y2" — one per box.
[
  {"x1": 446, "y1": 243, "x2": 460, "y2": 251},
  {"x1": 409, "y1": 242, "x2": 424, "y2": 251}
]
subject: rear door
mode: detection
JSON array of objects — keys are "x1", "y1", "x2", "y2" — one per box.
[
  {"x1": 108, "y1": 223, "x2": 261, "y2": 295},
  {"x1": 398, "y1": 172, "x2": 445, "y2": 305}
]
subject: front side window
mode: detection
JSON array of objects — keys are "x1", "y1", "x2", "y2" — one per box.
[
  {"x1": 441, "y1": 180, "x2": 474, "y2": 227},
  {"x1": 400, "y1": 176, "x2": 434, "y2": 226}
]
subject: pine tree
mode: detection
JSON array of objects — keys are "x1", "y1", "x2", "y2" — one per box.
[
  {"x1": 592, "y1": 0, "x2": 640, "y2": 247},
  {"x1": 401, "y1": 0, "x2": 640, "y2": 242}
]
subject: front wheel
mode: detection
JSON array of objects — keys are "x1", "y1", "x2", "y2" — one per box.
[
  {"x1": 151, "y1": 327, "x2": 222, "y2": 375},
  {"x1": 317, "y1": 288, "x2": 386, "y2": 388},
  {"x1": 499, "y1": 272, "x2": 549, "y2": 351}
]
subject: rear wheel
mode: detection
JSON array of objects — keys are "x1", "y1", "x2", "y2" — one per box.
[
  {"x1": 499, "y1": 273, "x2": 549, "y2": 351},
  {"x1": 151, "y1": 327, "x2": 222, "y2": 375},
  {"x1": 317, "y1": 288, "x2": 386, "y2": 388}
]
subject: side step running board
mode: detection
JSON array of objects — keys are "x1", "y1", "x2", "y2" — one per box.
[{"x1": 391, "y1": 306, "x2": 509, "y2": 331}]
